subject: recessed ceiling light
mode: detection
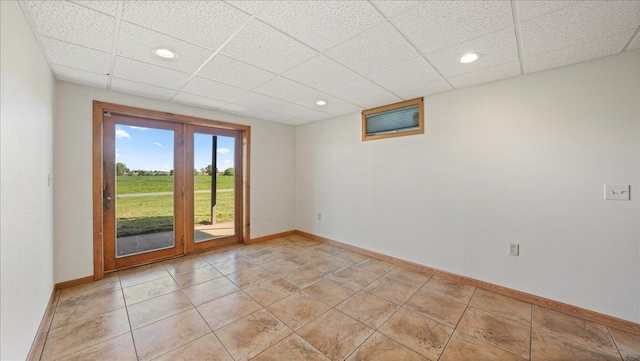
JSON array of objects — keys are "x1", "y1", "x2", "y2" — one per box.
[
  {"x1": 316, "y1": 100, "x2": 327, "y2": 106},
  {"x1": 154, "y1": 48, "x2": 177, "y2": 59},
  {"x1": 460, "y1": 53, "x2": 480, "y2": 63}
]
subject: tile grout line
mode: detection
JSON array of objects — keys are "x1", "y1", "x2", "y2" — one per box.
[
  {"x1": 448, "y1": 288, "x2": 535, "y2": 360},
  {"x1": 530, "y1": 303, "x2": 534, "y2": 361},
  {"x1": 231, "y1": 242, "x2": 388, "y2": 360},
  {"x1": 436, "y1": 287, "x2": 478, "y2": 361},
  {"x1": 117, "y1": 271, "x2": 141, "y2": 360},
  {"x1": 606, "y1": 325, "x2": 626, "y2": 361},
  {"x1": 47, "y1": 276, "x2": 138, "y2": 360},
  {"x1": 345, "y1": 266, "x2": 431, "y2": 360}
]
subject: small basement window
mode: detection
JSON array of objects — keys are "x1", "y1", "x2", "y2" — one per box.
[{"x1": 362, "y1": 97, "x2": 424, "y2": 141}]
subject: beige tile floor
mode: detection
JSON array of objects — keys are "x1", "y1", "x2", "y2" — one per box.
[{"x1": 32, "y1": 235, "x2": 640, "y2": 361}]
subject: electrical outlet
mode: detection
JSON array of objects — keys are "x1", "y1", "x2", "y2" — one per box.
[
  {"x1": 317, "y1": 213, "x2": 322, "y2": 221},
  {"x1": 509, "y1": 243, "x2": 519, "y2": 256}
]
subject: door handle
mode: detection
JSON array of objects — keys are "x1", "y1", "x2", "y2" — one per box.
[{"x1": 104, "y1": 181, "x2": 111, "y2": 209}]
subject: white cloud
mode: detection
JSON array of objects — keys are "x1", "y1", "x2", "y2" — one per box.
[
  {"x1": 217, "y1": 147, "x2": 230, "y2": 154},
  {"x1": 154, "y1": 142, "x2": 163, "y2": 147},
  {"x1": 129, "y1": 126, "x2": 149, "y2": 131},
  {"x1": 224, "y1": 159, "x2": 232, "y2": 163},
  {"x1": 115, "y1": 129, "x2": 131, "y2": 139}
]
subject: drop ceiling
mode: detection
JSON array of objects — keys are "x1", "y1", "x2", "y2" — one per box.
[{"x1": 19, "y1": 0, "x2": 640, "y2": 126}]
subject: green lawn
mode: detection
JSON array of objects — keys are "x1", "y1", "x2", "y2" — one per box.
[
  {"x1": 116, "y1": 175, "x2": 233, "y2": 194},
  {"x1": 116, "y1": 192, "x2": 234, "y2": 237}
]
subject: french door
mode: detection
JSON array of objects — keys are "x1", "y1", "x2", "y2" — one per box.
[{"x1": 102, "y1": 112, "x2": 243, "y2": 271}]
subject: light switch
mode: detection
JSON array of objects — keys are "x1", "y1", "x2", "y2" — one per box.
[{"x1": 604, "y1": 184, "x2": 630, "y2": 201}]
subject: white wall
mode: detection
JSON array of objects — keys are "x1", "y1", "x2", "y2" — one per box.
[
  {"x1": 296, "y1": 50, "x2": 640, "y2": 323},
  {"x1": 0, "y1": 1, "x2": 56, "y2": 359},
  {"x1": 55, "y1": 82, "x2": 296, "y2": 283}
]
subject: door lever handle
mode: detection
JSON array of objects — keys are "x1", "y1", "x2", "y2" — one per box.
[{"x1": 104, "y1": 181, "x2": 111, "y2": 209}]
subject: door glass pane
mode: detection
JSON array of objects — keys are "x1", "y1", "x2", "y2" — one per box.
[
  {"x1": 115, "y1": 124, "x2": 175, "y2": 257},
  {"x1": 193, "y1": 133, "x2": 235, "y2": 242}
]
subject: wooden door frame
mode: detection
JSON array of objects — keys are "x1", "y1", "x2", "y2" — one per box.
[{"x1": 92, "y1": 101, "x2": 251, "y2": 280}]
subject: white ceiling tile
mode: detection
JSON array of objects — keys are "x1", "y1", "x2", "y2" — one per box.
[
  {"x1": 231, "y1": 92, "x2": 288, "y2": 110},
  {"x1": 221, "y1": 20, "x2": 317, "y2": 74},
  {"x1": 111, "y1": 78, "x2": 176, "y2": 101},
  {"x1": 40, "y1": 36, "x2": 111, "y2": 74},
  {"x1": 270, "y1": 103, "x2": 333, "y2": 122},
  {"x1": 198, "y1": 54, "x2": 275, "y2": 90},
  {"x1": 370, "y1": 1, "x2": 424, "y2": 19},
  {"x1": 391, "y1": 1, "x2": 513, "y2": 54},
  {"x1": 515, "y1": 1, "x2": 578, "y2": 22},
  {"x1": 113, "y1": 57, "x2": 191, "y2": 90},
  {"x1": 426, "y1": 27, "x2": 519, "y2": 78},
  {"x1": 121, "y1": 0, "x2": 250, "y2": 49},
  {"x1": 394, "y1": 79, "x2": 453, "y2": 100},
  {"x1": 218, "y1": 103, "x2": 262, "y2": 117},
  {"x1": 70, "y1": 1, "x2": 118, "y2": 16},
  {"x1": 172, "y1": 92, "x2": 227, "y2": 110},
  {"x1": 284, "y1": 118, "x2": 313, "y2": 126},
  {"x1": 448, "y1": 61, "x2": 521, "y2": 89},
  {"x1": 51, "y1": 64, "x2": 108, "y2": 88},
  {"x1": 225, "y1": 1, "x2": 273, "y2": 15},
  {"x1": 257, "y1": 1, "x2": 385, "y2": 51},
  {"x1": 282, "y1": 55, "x2": 360, "y2": 91},
  {"x1": 117, "y1": 22, "x2": 212, "y2": 74},
  {"x1": 181, "y1": 77, "x2": 246, "y2": 102},
  {"x1": 519, "y1": 1, "x2": 640, "y2": 57},
  {"x1": 254, "y1": 111, "x2": 293, "y2": 124},
  {"x1": 325, "y1": 22, "x2": 420, "y2": 74},
  {"x1": 523, "y1": 31, "x2": 633, "y2": 74},
  {"x1": 325, "y1": 77, "x2": 402, "y2": 109},
  {"x1": 253, "y1": 77, "x2": 316, "y2": 102},
  {"x1": 364, "y1": 56, "x2": 443, "y2": 92},
  {"x1": 294, "y1": 92, "x2": 363, "y2": 116},
  {"x1": 22, "y1": 0, "x2": 115, "y2": 52}
]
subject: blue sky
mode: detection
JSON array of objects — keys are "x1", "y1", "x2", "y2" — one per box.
[{"x1": 115, "y1": 125, "x2": 235, "y2": 172}]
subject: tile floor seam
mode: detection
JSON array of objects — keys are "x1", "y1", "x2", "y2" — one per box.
[
  {"x1": 436, "y1": 287, "x2": 478, "y2": 361},
  {"x1": 120, "y1": 272, "x2": 171, "y2": 291},
  {"x1": 529, "y1": 302, "x2": 533, "y2": 361},
  {"x1": 607, "y1": 325, "x2": 627, "y2": 361},
  {"x1": 54, "y1": 333, "x2": 133, "y2": 361},
  {"x1": 340, "y1": 272, "x2": 428, "y2": 361},
  {"x1": 215, "y1": 308, "x2": 295, "y2": 361},
  {"x1": 534, "y1": 327, "x2": 623, "y2": 360},
  {"x1": 457, "y1": 289, "x2": 535, "y2": 360},
  {"x1": 281, "y1": 266, "x2": 383, "y2": 360},
  {"x1": 41, "y1": 237, "x2": 638, "y2": 361},
  {"x1": 292, "y1": 306, "x2": 370, "y2": 360},
  {"x1": 190, "y1": 299, "x2": 237, "y2": 361},
  {"x1": 532, "y1": 305, "x2": 623, "y2": 357}
]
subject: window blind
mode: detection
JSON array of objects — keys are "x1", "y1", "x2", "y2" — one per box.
[{"x1": 365, "y1": 104, "x2": 420, "y2": 135}]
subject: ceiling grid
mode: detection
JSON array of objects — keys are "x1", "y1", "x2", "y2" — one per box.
[{"x1": 17, "y1": 0, "x2": 640, "y2": 126}]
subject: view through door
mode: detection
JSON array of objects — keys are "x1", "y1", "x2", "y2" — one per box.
[
  {"x1": 185, "y1": 125, "x2": 243, "y2": 253},
  {"x1": 101, "y1": 111, "x2": 243, "y2": 271},
  {"x1": 103, "y1": 115, "x2": 184, "y2": 270}
]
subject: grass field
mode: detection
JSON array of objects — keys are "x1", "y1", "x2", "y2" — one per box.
[
  {"x1": 116, "y1": 192, "x2": 234, "y2": 237},
  {"x1": 116, "y1": 175, "x2": 233, "y2": 194}
]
